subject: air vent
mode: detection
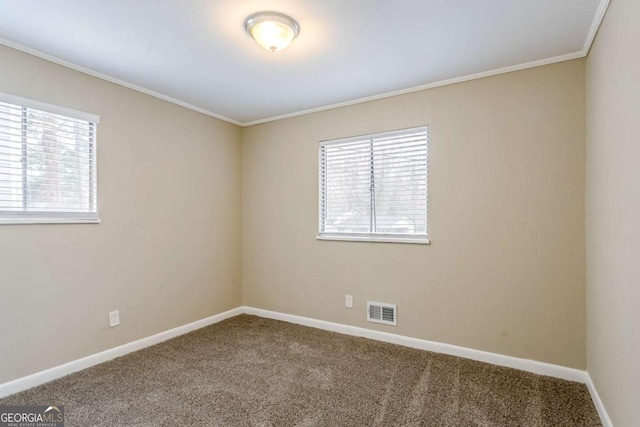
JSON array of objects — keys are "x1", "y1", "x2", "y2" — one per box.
[{"x1": 367, "y1": 301, "x2": 397, "y2": 326}]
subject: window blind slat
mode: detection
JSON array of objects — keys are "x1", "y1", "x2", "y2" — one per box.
[
  {"x1": 326, "y1": 156, "x2": 427, "y2": 168},
  {"x1": 324, "y1": 140, "x2": 427, "y2": 155},
  {"x1": 0, "y1": 206, "x2": 97, "y2": 212},
  {"x1": 0, "y1": 195, "x2": 97, "y2": 203},
  {"x1": 0, "y1": 145, "x2": 95, "y2": 165},
  {"x1": 321, "y1": 129, "x2": 427, "y2": 148},
  {"x1": 322, "y1": 170, "x2": 427, "y2": 181},
  {"x1": 324, "y1": 146, "x2": 427, "y2": 161},
  {"x1": 323, "y1": 200, "x2": 426, "y2": 206},
  {"x1": 325, "y1": 164, "x2": 427, "y2": 174},
  {"x1": 0, "y1": 113, "x2": 90, "y2": 133},
  {"x1": 0, "y1": 124, "x2": 93, "y2": 143},
  {"x1": 0, "y1": 171, "x2": 96, "y2": 184},
  {"x1": 0, "y1": 155, "x2": 94, "y2": 173},
  {"x1": 0, "y1": 112, "x2": 94, "y2": 130},
  {"x1": 322, "y1": 191, "x2": 428, "y2": 202},
  {"x1": 0, "y1": 137, "x2": 93, "y2": 154},
  {"x1": 0, "y1": 131, "x2": 94, "y2": 152}
]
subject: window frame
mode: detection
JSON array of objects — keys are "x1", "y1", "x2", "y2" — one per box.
[
  {"x1": 317, "y1": 126, "x2": 429, "y2": 245},
  {"x1": 0, "y1": 92, "x2": 101, "y2": 225}
]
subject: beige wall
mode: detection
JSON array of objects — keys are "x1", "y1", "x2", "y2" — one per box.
[
  {"x1": 243, "y1": 59, "x2": 587, "y2": 369},
  {"x1": 0, "y1": 45, "x2": 243, "y2": 384},
  {"x1": 0, "y1": 41, "x2": 591, "y2": 385},
  {"x1": 586, "y1": 0, "x2": 640, "y2": 424}
]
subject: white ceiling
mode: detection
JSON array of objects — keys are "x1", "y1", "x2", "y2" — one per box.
[{"x1": 0, "y1": 0, "x2": 606, "y2": 126}]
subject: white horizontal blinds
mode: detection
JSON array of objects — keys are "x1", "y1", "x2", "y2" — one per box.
[
  {"x1": 320, "y1": 126, "x2": 428, "y2": 238},
  {"x1": 0, "y1": 100, "x2": 97, "y2": 217}
]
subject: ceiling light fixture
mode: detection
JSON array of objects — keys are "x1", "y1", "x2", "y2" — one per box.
[{"x1": 244, "y1": 11, "x2": 300, "y2": 52}]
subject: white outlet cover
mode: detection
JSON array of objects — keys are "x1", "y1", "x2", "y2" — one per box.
[
  {"x1": 345, "y1": 295, "x2": 353, "y2": 309},
  {"x1": 109, "y1": 310, "x2": 120, "y2": 328}
]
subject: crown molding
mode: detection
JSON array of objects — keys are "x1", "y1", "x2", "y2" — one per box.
[
  {"x1": 244, "y1": 0, "x2": 610, "y2": 126},
  {"x1": 242, "y1": 51, "x2": 585, "y2": 126},
  {"x1": 0, "y1": 37, "x2": 243, "y2": 127},
  {"x1": 0, "y1": 0, "x2": 610, "y2": 128},
  {"x1": 582, "y1": 0, "x2": 610, "y2": 56}
]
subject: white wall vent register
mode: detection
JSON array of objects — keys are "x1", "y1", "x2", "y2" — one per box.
[{"x1": 367, "y1": 301, "x2": 397, "y2": 326}]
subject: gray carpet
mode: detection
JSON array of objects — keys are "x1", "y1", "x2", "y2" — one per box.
[{"x1": 0, "y1": 315, "x2": 601, "y2": 426}]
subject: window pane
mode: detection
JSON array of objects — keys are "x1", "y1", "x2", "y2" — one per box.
[
  {"x1": 24, "y1": 109, "x2": 94, "y2": 212},
  {"x1": 372, "y1": 137, "x2": 427, "y2": 235},
  {"x1": 0, "y1": 98, "x2": 97, "y2": 219},
  {"x1": 319, "y1": 127, "x2": 428, "y2": 241},
  {"x1": 322, "y1": 143, "x2": 372, "y2": 233}
]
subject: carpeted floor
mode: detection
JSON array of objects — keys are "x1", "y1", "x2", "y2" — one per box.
[{"x1": 0, "y1": 315, "x2": 601, "y2": 426}]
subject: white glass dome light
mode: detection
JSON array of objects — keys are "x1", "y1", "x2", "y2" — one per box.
[{"x1": 244, "y1": 11, "x2": 300, "y2": 52}]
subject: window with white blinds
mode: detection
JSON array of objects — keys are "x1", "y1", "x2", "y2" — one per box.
[
  {"x1": 0, "y1": 93, "x2": 100, "y2": 224},
  {"x1": 318, "y1": 126, "x2": 429, "y2": 243}
]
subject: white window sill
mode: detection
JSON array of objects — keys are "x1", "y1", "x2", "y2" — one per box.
[
  {"x1": 0, "y1": 217, "x2": 101, "y2": 225},
  {"x1": 317, "y1": 234, "x2": 430, "y2": 245}
]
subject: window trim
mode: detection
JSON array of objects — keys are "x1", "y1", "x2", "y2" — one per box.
[
  {"x1": 0, "y1": 92, "x2": 100, "y2": 124},
  {"x1": 316, "y1": 233, "x2": 429, "y2": 245},
  {"x1": 317, "y1": 126, "x2": 429, "y2": 244},
  {"x1": 0, "y1": 211, "x2": 101, "y2": 225},
  {"x1": 0, "y1": 92, "x2": 101, "y2": 225}
]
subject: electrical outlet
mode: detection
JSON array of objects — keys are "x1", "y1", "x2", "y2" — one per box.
[
  {"x1": 109, "y1": 310, "x2": 120, "y2": 328},
  {"x1": 345, "y1": 295, "x2": 353, "y2": 309}
]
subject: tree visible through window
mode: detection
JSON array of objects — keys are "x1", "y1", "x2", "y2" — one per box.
[
  {"x1": 0, "y1": 95, "x2": 99, "y2": 223},
  {"x1": 319, "y1": 126, "x2": 428, "y2": 243}
]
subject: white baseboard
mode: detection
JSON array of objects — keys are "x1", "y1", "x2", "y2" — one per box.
[
  {"x1": 2, "y1": 304, "x2": 610, "y2": 427},
  {"x1": 0, "y1": 306, "x2": 243, "y2": 399},
  {"x1": 243, "y1": 306, "x2": 588, "y2": 383},
  {"x1": 585, "y1": 373, "x2": 614, "y2": 427}
]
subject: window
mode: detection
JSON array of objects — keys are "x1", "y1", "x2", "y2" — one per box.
[
  {"x1": 0, "y1": 93, "x2": 100, "y2": 224},
  {"x1": 318, "y1": 126, "x2": 429, "y2": 244}
]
